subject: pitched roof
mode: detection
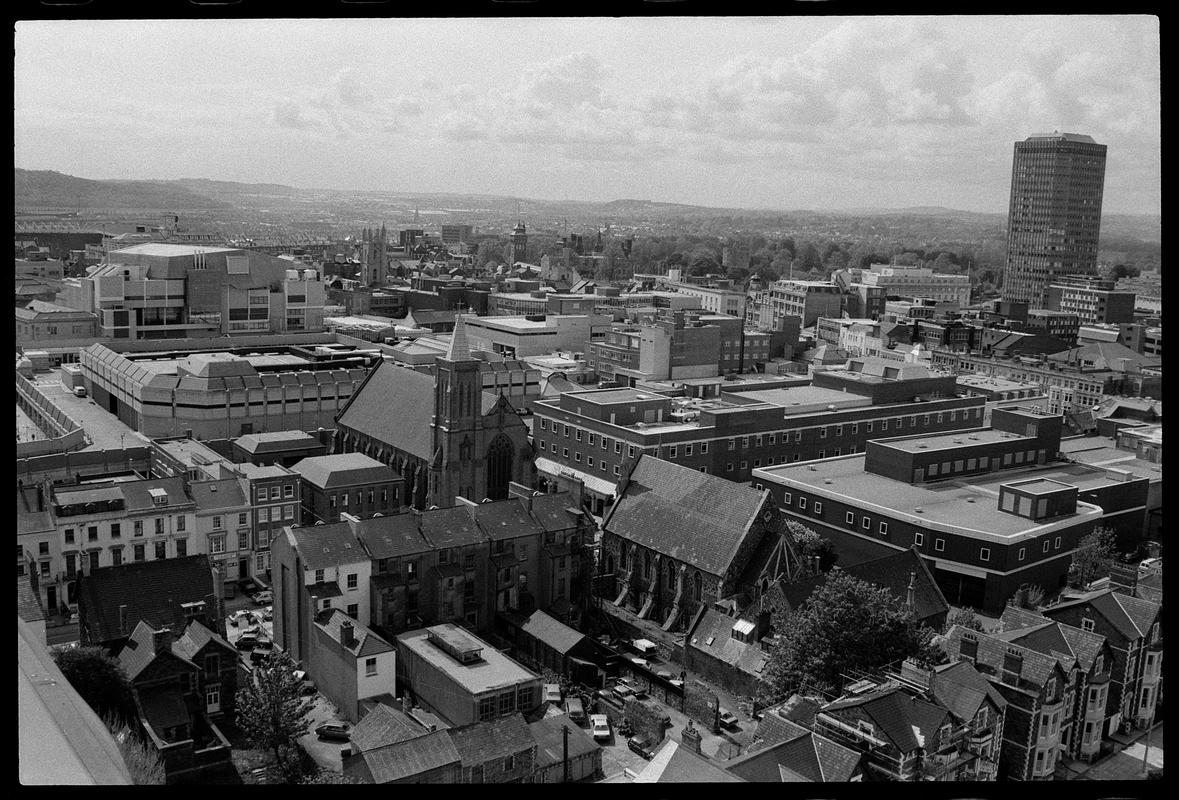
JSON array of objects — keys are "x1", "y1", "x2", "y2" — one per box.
[
  {"x1": 188, "y1": 478, "x2": 247, "y2": 512},
  {"x1": 234, "y1": 430, "x2": 322, "y2": 455},
  {"x1": 290, "y1": 453, "x2": 400, "y2": 490},
  {"x1": 314, "y1": 608, "x2": 394, "y2": 658},
  {"x1": 354, "y1": 513, "x2": 432, "y2": 559},
  {"x1": 841, "y1": 547, "x2": 949, "y2": 624},
  {"x1": 944, "y1": 626, "x2": 1063, "y2": 691},
  {"x1": 728, "y1": 720, "x2": 861, "y2": 782},
  {"x1": 289, "y1": 523, "x2": 368, "y2": 571},
  {"x1": 519, "y1": 609, "x2": 587, "y2": 655},
  {"x1": 448, "y1": 713, "x2": 535, "y2": 767},
  {"x1": 929, "y1": 660, "x2": 1008, "y2": 723},
  {"x1": 1043, "y1": 588, "x2": 1161, "y2": 643},
  {"x1": 351, "y1": 729, "x2": 460, "y2": 783},
  {"x1": 527, "y1": 492, "x2": 584, "y2": 532},
  {"x1": 172, "y1": 619, "x2": 234, "y2": 662},
  {"x1": 603, "y1": 454, "x2": 768, "y2": 577},
  {"x1": 689, "y1": 607, "x2": 770, "y2": 677},
  {"x1": 528, "y1": 715, "x2": 600, "y2": 769},
  {"x1": 418, "y1": 506, "x2": 486, "y2": 549},
  {"x1": 822, "y1": 686, "x2": 948, "y2": 753},
  {"x1": 137, "y1": 686, "x2": 191, "y2": 732},
  {"x1": 350, "y1": 703, "x2": 429, "y2": 754},
  {"x1": 471, "y1": 497, "x2": 545, "y2": 541},
  {"x1": 633, "y1": 739, "x2": 745, "y2": 783},
  {"x1": 117, "y1": 621, "x2": 198, "y2": 682},
  {"x1": 78, "y1": 555, "x2": 215, "y2": 644},
  {"x1": 336, "y1": 360, "x2": 436, "y2": 461}
]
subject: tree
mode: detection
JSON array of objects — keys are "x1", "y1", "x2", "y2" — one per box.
[
  {"x1": 945, "y1": 607, "x2": 985, "y2": 634},
  {"x1": 53, "y1": 645, "x2": 136, "y2": 725},
  {"x1": 785, "y1": 520, "x2": 838, "y2": 573},
  {"x1": 235, "y1": 649, "x2": 316, "y2": 781},
  {"x1": 759, "y1": 569, "x2": 941, "y2": 702},
  {"x1": 1011, "y1": 583, "x2": 1047, "y2": 610},
  {"x1": 1068, "y1": 526, "x2": 1118, "y2": 589}
]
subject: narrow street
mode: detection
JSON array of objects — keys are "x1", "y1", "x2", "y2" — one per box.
[{"x1": 1075, "y1": 722, "x2": 1164, "y2": 780}]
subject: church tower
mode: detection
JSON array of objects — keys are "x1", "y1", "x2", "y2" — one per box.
[
  {"x1": 360, "y1": 224, "x2": 388, "y2": 286},
  {"x1": 430, "y1": 316, "x2": 484, "y2": 506},
  {"x1": 509, "y1": 220, "x2": 528, "y2": 265}
]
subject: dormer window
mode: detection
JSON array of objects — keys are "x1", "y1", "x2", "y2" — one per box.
[{"x1": 1081, "y1": 618, "x2": 1094, "y2": 632}]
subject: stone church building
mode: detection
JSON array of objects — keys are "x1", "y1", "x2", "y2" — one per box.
[{"x1": 334, "y1": 316, "x2": 534, "y2": 508}]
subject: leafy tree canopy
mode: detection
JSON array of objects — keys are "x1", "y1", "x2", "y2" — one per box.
[
  {"x1": 945, "y1": 607, "x2": 985, "y2": 633},
  {"x1": 1068, "y1": 526, "x2": 1118, "y2": 589},
  {"x1": 235, "y1": 649, "x2": 316, "y2": 781},
  {"x1": 760, "y1": 569, "x2": 941, "y2": 703},
  {"x1": 785, "y1": 520, "x2": 838, "y2": 573},
  {"x1": 53, "y1": 645, "x2": 136, "y2": 725}
]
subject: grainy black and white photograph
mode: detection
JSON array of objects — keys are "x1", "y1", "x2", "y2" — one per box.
[{"x1": 16, "y1": 14, "x2": 1161, "y2": 788}]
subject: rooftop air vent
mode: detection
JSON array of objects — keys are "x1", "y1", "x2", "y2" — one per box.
[
  {"x1": 914, "y1": 507, "x2": 924, "y2": 513},
  {"x1": 952, "y1": 439, "x2": 962, "y2": 444},
  {"x1": 916, "y1": 443, "x2": 927, "y2": 449},
  {"x1": 808, "y1": 465, "x2": 818, "y2": 471},
  {"x1": 827, "y1": 404, "x2": 836, "y2": 411},
  {"x1": 823, "y1": 478, "x2": 833, "y2": 484},
  {"x1": 966, "y1": 498, "x2": 975, "y2": 503}
]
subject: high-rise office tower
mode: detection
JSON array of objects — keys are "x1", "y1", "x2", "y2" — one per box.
[{"x1": 1002, "y1": 132, "x2": 1107, "y2": 308}]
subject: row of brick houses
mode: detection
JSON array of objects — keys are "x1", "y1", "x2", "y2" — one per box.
[{"x1": 272, "y1": 483, "x2": 594, "y2": 662}]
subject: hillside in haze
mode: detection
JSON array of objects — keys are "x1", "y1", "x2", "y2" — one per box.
[{"x1": 13, "y1": 169, "x2": 1160, "y2": 246}]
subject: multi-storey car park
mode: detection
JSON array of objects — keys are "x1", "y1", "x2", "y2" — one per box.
[
  {"x1": 532, "y1": 357, "x2": 987, "y2": 513},
  {"x1": 752, "y1": 407, "x2": 1150, "y2": 612}
]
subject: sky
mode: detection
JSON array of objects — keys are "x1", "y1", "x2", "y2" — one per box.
[{"x1": 14, "y1": 16, "x2": 1161, "y2": 215}]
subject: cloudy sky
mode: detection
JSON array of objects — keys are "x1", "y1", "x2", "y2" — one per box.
[{"x1": 14, "y1": 16, "x2": 1160, "y2": 214}]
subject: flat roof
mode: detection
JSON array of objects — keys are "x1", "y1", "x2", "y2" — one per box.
[
  {"x1": 109, "y1": 243, "x2": 238, "y2": 257},
  {"x1": 880, "y1": 428, "x2": 1026, "y2": 453},
  {"x1": 569, "y1": 387, "x2": 667, "y2": 405},
  {"x1": 753, "y1": 456, "x2": 1114, "y2": 542},
  {"x1": 957, "y1": 375, "x2": 1042, "y2": 390},
  {"x1": 396, "y1": 625, "x2": 538, "y2": 695},
  {"x1": 1006, "y1": 478, "x2": 1075, "y2": 495},
  {"x1": 734, "y1": 386, "x2": 872, "y2": 413}
]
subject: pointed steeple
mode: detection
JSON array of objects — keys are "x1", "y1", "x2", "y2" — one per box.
[{"x1": 445, "y1": 314, "x2": 475, "y2": 362}]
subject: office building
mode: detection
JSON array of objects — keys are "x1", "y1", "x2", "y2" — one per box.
[
  {"x1": 861, "y1": 265, "x2": 972, "y2": 305},
  {"x1": 1003, "y1": 133, "x2": 1107, "y2": 308},
  {"x1": 1046, "y1": 283, "x2": 1136, "y2": 325}
]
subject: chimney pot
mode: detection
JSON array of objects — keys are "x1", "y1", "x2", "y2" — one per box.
[{"x1": 341, "y1": 620, "x2": 355, "y2": 648}]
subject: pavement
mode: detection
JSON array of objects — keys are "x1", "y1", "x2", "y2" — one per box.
[{"x1": 1075, "y1": 722, "x2": 1164, "y2": 780}]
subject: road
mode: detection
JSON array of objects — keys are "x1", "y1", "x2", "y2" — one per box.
[{"x1": 1077, "y1": 722, "x2": 1164, "y2": 780}]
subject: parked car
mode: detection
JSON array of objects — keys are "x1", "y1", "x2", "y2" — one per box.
[
  {"x1": 235, "y1": 633, "x2": 261, "y2": 651},
  {"x1": 262, "y1": 606, "x2": 273, "y2": 622},
  {"x1": 655, "y1": 669, "x2": 673, "y2": 680},
  {"x1": 627, "y1": 734, "x2": 656, "y2": 759},
  {"x1": 565, "y1": 696, "x2": 586, "y2": 723},
  {"x1": 612, "y1": 684, "x2": 636, "y2": 703},
  {"x1": 717, "y1": 708, "x2": 739, "y2": 729},
  {"x1": 544, "y1": 683, "x2": 562, "y2": 704},
  {"x1": 669, "y1": 679, "x2": 684, "y2": 690},
  {"x1": 590, "y1": 714, "x2": 611, "y2": 742},
  {"x1": 251, "y1": 590, "x2": 273, "y2": 606},
  {"x1": 72, "y1": 386, "x2": 87, "y2": 398},
  {"x1": 315, "y1": 723, "x2": 350, "y2": 742},
  {"x1": 250, "y1": 644, "x2": 275, "y2": 665},
  {"x1": 299, "y1": 680, "x2": 317, "y2": 696}
]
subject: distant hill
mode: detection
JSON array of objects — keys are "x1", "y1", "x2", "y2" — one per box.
[{"x1": 15, "y1": 169, "x2": 231, "y2": 211}]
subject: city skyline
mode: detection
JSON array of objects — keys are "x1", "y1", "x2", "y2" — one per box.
[{"x1": 14, "y1": 16, "x2": 1161, "y2": 216}]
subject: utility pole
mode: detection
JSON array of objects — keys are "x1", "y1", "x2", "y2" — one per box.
[
  {"x1": 562, "y1": 721, "x2": 570, "y2": 783},
  {"x1": 1140, "y1": 710, "x2": 1155, "y2": 774}
]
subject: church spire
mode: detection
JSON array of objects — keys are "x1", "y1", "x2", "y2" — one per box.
[{"x1": 445, "y1": 314, "x2": 475, "y2": 362}]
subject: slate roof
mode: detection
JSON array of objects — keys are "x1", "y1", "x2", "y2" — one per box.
[
  {"x1": 189, "y1": 478, "x2": 247, "y2": 512},
  {"x1": 354, "y1": 513, "x2": 432, "y2": 559},
  {"x1": 17, "y1": 574, "x2": 46, "y2": 624},
  {"x1": 234, "y1": 430, "x2": 321, "y2": 455},
  {"x1": 349, "y1": 703, "x2": 429, "y2": 754},
  {"x1": 633, "y1": 739, "x2": 745, "y2": 783},
  {"x1": 519, "y1": 609, "x2": 587, "y2": 655},
  {"x1": 78, "y1": 555, "x2": 215, "y2": 645},
  {"x1": 689, "y1": 607, "x2": 770, "y2": 677},
  {"x1": 727, "y1": 721, "x2": 861, "y2": 782},
  {"x1": 603, "y1": 454, "x2": 768, "y2": 577},
  {"x1": 289, "y1": 523, "x2": 368, "y2": 571},
  {"x1": 928, "y1": 660, "x2": 1008, "y2": 723},
  {"x1": 118, "y1": 621, "x2": 198, "y2": 682},
  {"x1": 528, "y1": 715, "x2": 600, "y2": 769},
  {"x1": 996, "y1": 609, "x2": 1107, "y2": 673},
  {"x1": 448, "y1": 713, "x2": 535, "y2": 767},
  {"x1": 314, "y1": 608, "x2": 394, "y2": 658},
  {"x1": 943, "y1": 626, "x2": 1063, "y2": 691},
  {"x1": 291, "y1": 453, "x2": 400, "y2": 490},
  {"x1": 418, "y1": 506, "x2": 486, "y2": 549},
  {"x1": 351, "y1": 729, "x2": 460, "y2": 783},
  {"x1": 527, "y1": 492, "x2": 583, "y2": 532},
  {"x1": 16, "y1": 485, "x2": 54, "y2": 536},
  {"x1": 746, "y1": 696, "x2": 822, "y2": 754},
  {"x1": 172, "y1": 619, "x2": 234, "y2": 663},
  {"x1": 471, "y1": 498, "x2": 545, "y2": 541},
  {"x1": 336, "y1": 360, "x2": 436, "y2": 460},
  {"x1": 822, "y1": 686, "x2": 949, "y2": 753},
  {"x1": 1042, "y1": 588, "x2": 1160, "y2": 644}
]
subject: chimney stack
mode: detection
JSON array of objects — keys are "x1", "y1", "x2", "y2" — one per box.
[
  {"x1": 151, "y1": 627, "x2": 174, "y2": 655},
  {"x1": 906, "y1": 571, "x2": 917, "y2": 609},
  {"x1": 36, "y1": 484, "x2": 44, "y2": 512},
  {"x1": 341, "y1": 620, "x2": 355, "y2": 649},
  {"x1": 681, "y1": 718, "x2": 703, "y2": 755},
  {"x1": 899, "y1": 657, "x2": 933, "y2": 690},
  {"x1": 118, "y1": 604, "x2": 128, "y2": 635}
]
